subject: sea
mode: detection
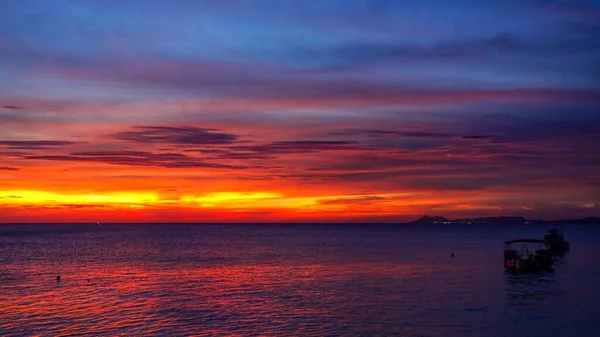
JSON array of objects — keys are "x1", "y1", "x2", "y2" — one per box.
[{"x1": 1, "y1": 223, "x2": 599, "y2": 336}]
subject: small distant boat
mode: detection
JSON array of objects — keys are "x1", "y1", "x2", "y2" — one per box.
[
  {"x1": 544, "y1": 228, "x2": 570, "y2": 253},
  {"x1": 504, "y1": 239, "x2": 553, "y2": 272},
  {"x1": 96, "y1": 221, "x2": 100, "y2": 226}
]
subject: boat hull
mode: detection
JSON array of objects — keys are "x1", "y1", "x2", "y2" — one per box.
[
  {"x1": 503, "y1": 245, "x2": 553, "y2": 273},
  {"x1": 504, "y1": 258, "x2": 553, "y2": 272},
  {"x1": 544, "y1": 238, "x2": 570, "y2": 253}
]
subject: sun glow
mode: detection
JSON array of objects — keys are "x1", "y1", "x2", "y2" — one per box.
[
  {"x1": 182, "y1": 192, "x2": 281, "y2": 203},
  {"x1": 0, "y1": 190, "x2": 295, "y2": 209},
  {"x1": 0, "y1": 190, "x2": 160, "y2": 206}
]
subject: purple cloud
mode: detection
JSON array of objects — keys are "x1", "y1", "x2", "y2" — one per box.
[
  {"x1": 0, "y1": 140, "x2": 79, "y2": 150},
  {"x1": 112, "y1": 126, "x2": 238, "y2": 145},
  {"x1": 22, "y1": 150, "x2": 260, "y2": 170}
]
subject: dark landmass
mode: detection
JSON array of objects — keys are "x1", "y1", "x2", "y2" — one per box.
[
  {"x1": 410, "y1": 216, "x2": 450, "y2": 224},
  {"x1": 409, "y1": 215, "x2": 600, "y2": 225}
]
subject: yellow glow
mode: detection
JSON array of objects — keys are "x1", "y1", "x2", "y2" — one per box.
[
  {"x1": 182, "y1": 192, "x2": 280, "y2": 204},
  {"x1": 0, "y1": 190, "x2": 159, "y2": 205},
  {"x1": 0, "y1": 190, "x2": 425, "y2": 213},
  {"x1": 0, "y1": 190, "x2": 292, "y2": 209}
]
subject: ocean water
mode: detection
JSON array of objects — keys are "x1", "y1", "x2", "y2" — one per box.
[{"x1": 1, "y1": 223, "x2": 599, "y2": 336}]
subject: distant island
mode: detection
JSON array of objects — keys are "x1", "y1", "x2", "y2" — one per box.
[{"x1": 409, "y1": 215, "x2": 600, "y2": 225}]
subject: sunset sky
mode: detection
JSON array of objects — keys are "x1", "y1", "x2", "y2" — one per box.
[{"x1": 1, "y1": 0, "x2": 599, "y2": 222}]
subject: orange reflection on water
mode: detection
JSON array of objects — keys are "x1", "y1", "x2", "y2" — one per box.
[{"x1": 0, "y1": 260, "x2": 447, "y2": 336}]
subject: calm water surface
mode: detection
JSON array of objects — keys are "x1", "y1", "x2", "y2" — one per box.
[{"x1": 1, "y1": 224, "x2": 599, "y2": 336}]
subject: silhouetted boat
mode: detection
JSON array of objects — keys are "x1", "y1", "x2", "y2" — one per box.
[
  {"x1": 503, "y1": 239, "x2": 553, "y2": 272},
  {"x1": 544, "y1": 228, "x2": 569, "y2": 253},
  {"x1": 96, "y1": 221, "x2": 100, "y2": 226}
]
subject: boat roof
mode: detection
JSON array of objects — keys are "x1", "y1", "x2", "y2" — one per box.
[{"x1": 504, "y1": 239, "x2": 546, "y2": 244}]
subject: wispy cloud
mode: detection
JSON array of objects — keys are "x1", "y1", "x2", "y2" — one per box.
[
  {"x1": 112, "y1": 126, "x2": 238, "y2": 145},
  {"x1": 0, "y1": 140, "x2": 79, "y2": 150},
  {"x1": 318, "y1": 195, "x2": 385, "y2": 205},
  {"x1": 230, "y1": 140, "x2": 362, "y2": 155},
  {"x1": 22, "y1": 151, "x2": 258, "y2": 170}
]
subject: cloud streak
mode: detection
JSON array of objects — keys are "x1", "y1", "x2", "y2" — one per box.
[
  {"x1": 22, "y1": 150, "x2": 259, "y2": 170},
  {"x1": 0, "y1": 140, "x2": 79, "y2": 150},
  {"x1": 112, "y1": 126, "x2": 239, "y2": 145}
]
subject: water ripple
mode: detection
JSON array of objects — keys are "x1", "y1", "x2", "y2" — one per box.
[{"x1": 1, "y1": 224, "x2": 600, "y2": 336}]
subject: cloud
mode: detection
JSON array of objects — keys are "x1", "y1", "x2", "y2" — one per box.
[
  {"x1": 185, "y1": 140, "x2": 365, "y2": 160},
  {"x1": 2, "y1": 105, "x2": 22, "y2": 110},
  {"x1": 71, "y1": 151, "x2": 186, "y2": 159},
  {"x1": 318, "y1": 195, "x2": 384, "y2": 205},
  {"x1": 4, "y1": 35, "x2": 599, "y2": 110},
  {"x1": 327, "y1": 129, "x2": 510, "y2": 149},
  {"x1": 460, "y1": 135, "x2": 507, "y2": 143},
  {"x1": 325, "y1": 109, "x2": 599, "y2": 153},
  {"x1": 38, "y1": 204, "x2": 110, "y2": 209},
  {"x1": 0, "y1": 166, "x2": 19, "y2": 171},
  {"x1": 8, "y1": 204, "x2": 110, "y2": 210},
  {"x1": 519, "y1": 0, "x2": 600, "y2": 19},
  {"x1": 297, "y1": 29, "x2": 600, "y2": 69},
  {"x1": 182, "y1": 148, "x2": 275, "y2": 160},
  {"x1": 112, "y1": 126, "x2": 238, "y2": 145},
  {"x1": 330, "y1": 129, "x2": 458, "y2": 138},
  {"x1": 231, "y1": 140, "x2": 362, "y2": 155},
  {"x1": 22, "y1": 150, "x2": 258, "y2": 170},
  {"x1": 214, "y1": 152, "x2": 275, "y2": 160},
  {"x1": 466, "y1": 111, "x2": 600, "y2": 145},
  {"x1": 0, "y1": 140, "x2": 79, "y2": 150}
]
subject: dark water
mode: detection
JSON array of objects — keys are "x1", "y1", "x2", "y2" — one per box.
[{"x1": 1, "y1": 224, "x2": 599, "y2": 336}]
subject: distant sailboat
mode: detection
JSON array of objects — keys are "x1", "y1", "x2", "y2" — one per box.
[{"x1": 96, "y1": 221, "x2": 100, "y2": 226}]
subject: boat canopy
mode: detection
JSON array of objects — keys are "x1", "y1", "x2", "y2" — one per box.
[{"x1": 504, "y1": 239, "x2": 546, "y2": 244}]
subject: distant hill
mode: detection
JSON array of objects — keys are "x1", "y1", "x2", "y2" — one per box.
[
  {"x1": 407, "y1": 215, "x2": 600, "y2": 225},
  {"x1": 450, "y1": 216, "x2": 526, "y2": 225},
  {"x1": 409, "y1": 215, "x2": 449, "y2": 225}
]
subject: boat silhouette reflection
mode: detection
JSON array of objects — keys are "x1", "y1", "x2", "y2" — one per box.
[{"x1": 503, "y1": 270, "x2": 560, "y2": 306}]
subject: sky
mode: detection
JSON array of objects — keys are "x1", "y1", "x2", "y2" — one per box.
[{"x1": 1, "y1": 0, "x2": 599, "y2": 223}]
